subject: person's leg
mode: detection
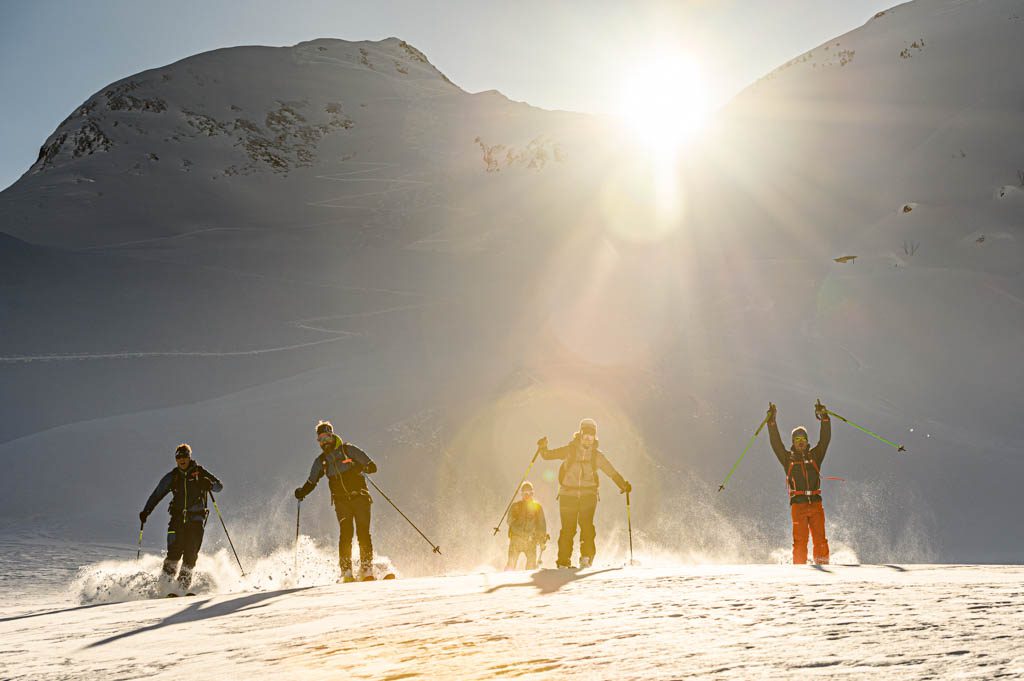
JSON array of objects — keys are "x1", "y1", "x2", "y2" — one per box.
[
  {"x1": 578, "y1": 495, "x2": 598, "y2": 563},
  {"x1": 506, "y1": 539, "x2": 520, "y2": 570},
  {"x1": 557, "y1": 496, "x2": 580, "y2": 567},
  {"x1": 808, "y1": 501, "x2": 830, "y2": 564},
  {"x1": 791, "y1": 503, "x2": 810, "y2": 565},
  {"x1": 162, "y1": 518, "x2": 184, "y2": 578},
  {"x1": 524, "y1": 542, "x2": 538, "y2": 570},
  {"x1": 352, "y1": 494, "x2": 374, "y2": 574},
  {"x1": 335, "y1": 499, "x2": 356, "y2": 573},
  {"x1": 177, "y1": 521, "x2": 205, "y2": 590}
]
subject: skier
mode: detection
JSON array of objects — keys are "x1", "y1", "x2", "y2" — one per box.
[
  {"x1": 294, "y1": 420, "x2": 378, "y2": 582},
  {"x1": 139, "y1": 443, "x2": 223, "y2": 592},
  {"x1": 767, "y1": 401, "x2": 831, "y2": 565},
  {"x1": 539, "y1": 418, "x2": 631, "y2": 569},
  {"x1": 505, "y1": 481, "x2": 548, "y2": 570}
]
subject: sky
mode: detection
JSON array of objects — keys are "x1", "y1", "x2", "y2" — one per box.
[{"x1": 0, "y1": 0, "x2": 895, "y2": 192}]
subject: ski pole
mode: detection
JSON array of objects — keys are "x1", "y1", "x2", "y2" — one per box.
[
  {"x1": 492, "y1": 445, "x2": 543, "y2": 536},
  {"x1": 209, "y1": 492, "x2": 247, "y2": 575},
  {"x1": 294, "y1": 499, "x2": 301, "y2": 572},
  {"x1": 718, "y1": 415, "x2": 770, "y2": 492},
  {"x1": 137, "y1": 522, "x2": 144, "y2": 561},
  {"x1": 826, "y1": 409, "x2": 906, "y2": 453},
  {"x1": 367, "y1": 478, "x2": 442, "y2": 555},
  {"x1": 626, "y1": 491, "x2": 634, "y2": 566}
]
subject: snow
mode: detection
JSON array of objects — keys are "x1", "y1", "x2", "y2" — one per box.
[
  {"x1": 2, "y1": 559, "x2": 1023, "y2": 679},
  {"x1": 1, "y1": 8, "x2": 1024, "y2": 677}
]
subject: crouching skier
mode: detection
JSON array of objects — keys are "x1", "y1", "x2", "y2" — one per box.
[
  {"x1": 767, "y1": 401, "x2": 831, "y2": 565},
  {"x1": 505, "y1": 481, "x2": 548, "y2": 570},
  {"x1": 294, "y1": 420, "x2": 378, "y2": 582},
  {"x1": 139, "y1": 443, "x2": 223, "y2": 592},
  {"x1": 539, "y1": 418, "x2": 631, "y2": 569}
]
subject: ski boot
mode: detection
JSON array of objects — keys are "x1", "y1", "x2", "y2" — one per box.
[
  {"x1": 579, "y1": 556, "x2": 593, "y2": 569},
  {"x1": 338, "y1": 567, "x2": 356, "y2": 584},
  {"x1": 359, "y1": 559, "x2": 376, "y2": 582}
]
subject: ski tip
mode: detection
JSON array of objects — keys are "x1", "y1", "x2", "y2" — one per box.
[
  {"x1": 383, "y1": 573, "x2": 396, "y2": 580},
  {"x1": 165, "y1": 593, "x2": 180, "y2": 598},
  {"x1": 362, "y1": 575, "x2": 377, "y2": 582}
]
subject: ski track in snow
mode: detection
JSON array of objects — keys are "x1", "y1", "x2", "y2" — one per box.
[
  {"x1": 0, "y1": 333, "x2": 356, "y2": 365},
  {"x1": 1, "y1": 564, "x2": 1022, "y2": 679}
]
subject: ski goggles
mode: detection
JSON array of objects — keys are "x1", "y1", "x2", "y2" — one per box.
[
  {"x1": 175, "y1": 452, "x2": 191, "y2": 459},
  {"x1": 317, "y1": 433, "x2": 334, "y2": 444},
  {"x1": 792, "y1": 435, "x2": 809, "y2": 443}
]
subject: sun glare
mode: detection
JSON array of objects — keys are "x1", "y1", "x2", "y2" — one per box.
[{"x1": 619, "y1": 55, "x2": 709, "y2": 149}]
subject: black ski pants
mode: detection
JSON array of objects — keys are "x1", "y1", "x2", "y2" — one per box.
[
  {"x1": 557, "y1": 493, "x2": 598, "y2": 566},
  {"x1": 335, "y1": 492, "x2": 373, "y2": 571},
  {"x1": 163, "y1": 517, "x2": 205, "y2": 587}
]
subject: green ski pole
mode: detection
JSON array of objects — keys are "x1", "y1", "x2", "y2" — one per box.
[
  {"x1": 718, "y1": 415, "x2": 770, "y2": 492},
  {"x1": 826, "y1": 409, "x2": 906, "y2": 453}
]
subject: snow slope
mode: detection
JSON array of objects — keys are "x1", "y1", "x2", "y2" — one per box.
[
  {"x1": 2, "y1": 563, "x2": 1023, "y2": 679},
  {"x1": 1, "y1": 0, "x2": 1024, "y2": 573}
]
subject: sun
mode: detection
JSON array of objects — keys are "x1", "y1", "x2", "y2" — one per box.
[{"x1": 618, "y1": 54, "x2": 709, "y2": 150}]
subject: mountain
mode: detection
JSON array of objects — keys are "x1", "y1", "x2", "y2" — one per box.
[{"x1": 2, "y1": 0, "x2": 1024, "y2": 569}]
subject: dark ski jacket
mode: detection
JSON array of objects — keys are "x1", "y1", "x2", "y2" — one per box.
[
  {"x1": 299, "y1": 434, "x2": 377, "y2": 502},
  {"x1": 142, "y1": 461, "x2": 223, "y2": 524},
  {"x1": 508, "y1": 499, "x2": 547, "y2": 542},
  {"x1": 768, "y1": 418, "x2": 831, "y2": 505},
  {"x1": 541, "y1": 436, "x2": 628, "y2": 499}
]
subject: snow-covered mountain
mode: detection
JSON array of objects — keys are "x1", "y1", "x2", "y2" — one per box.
[{"x1": 2, "y1": 0, "x2": 1023, "y2": 575}]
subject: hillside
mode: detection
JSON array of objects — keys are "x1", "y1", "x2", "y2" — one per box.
[{"x1": 1, "y1": 0, "x2": 1024, "y2": 569}]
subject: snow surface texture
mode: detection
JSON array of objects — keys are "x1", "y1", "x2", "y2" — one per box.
[
  {"x1": 2, "y1": 564, "x2": 1023, "y2": 679},
  {"x1": 1, "y1": 0, "x2": 1024, "y2": 593}
]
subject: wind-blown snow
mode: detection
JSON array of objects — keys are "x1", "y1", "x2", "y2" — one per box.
[{"x1": 2, "y1": 564, "x2": 1023, "y2": 679}]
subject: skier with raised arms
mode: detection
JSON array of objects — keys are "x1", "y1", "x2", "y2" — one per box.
[{"x1": 766, "y1": 401, "x2": 832, "y2": 565}]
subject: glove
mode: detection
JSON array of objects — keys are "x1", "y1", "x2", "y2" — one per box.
[
  {"x1": 139, "y1": 510, "x2": 149, "y2": 525},
  {"x1": 767, "y1": 402, "x2": 777, "y2": 422},
  {"x1": 620, "y1": 480, "x2": 632, "y2": 495},
  {"x1": 815, "y1": 400, "x2": 828, "y2": 421},
  {"x1": 537, "y1": 436, "x2": 548, "y2": 449},
  {"x1": 294, "y1": 487, "x2": 307, "y2": 501}
]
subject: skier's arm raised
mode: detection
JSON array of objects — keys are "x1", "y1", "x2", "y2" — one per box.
[
  {"x1": 812, "y1": 403, "x2": 831, "y2": 465},
  {"x1": 539, "y1": 438, "x2": 570, "y2": 461},
  {"x1": 766, "y1": 403, "x2": 788, "y2": 466},
  {"x1": 140, "y1": 470, "x2": 174, "y2": 524}
]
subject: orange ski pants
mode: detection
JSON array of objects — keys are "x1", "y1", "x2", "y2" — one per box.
[{"x1": 790, "y1": 500, "x2": 829, "y2": 564}]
